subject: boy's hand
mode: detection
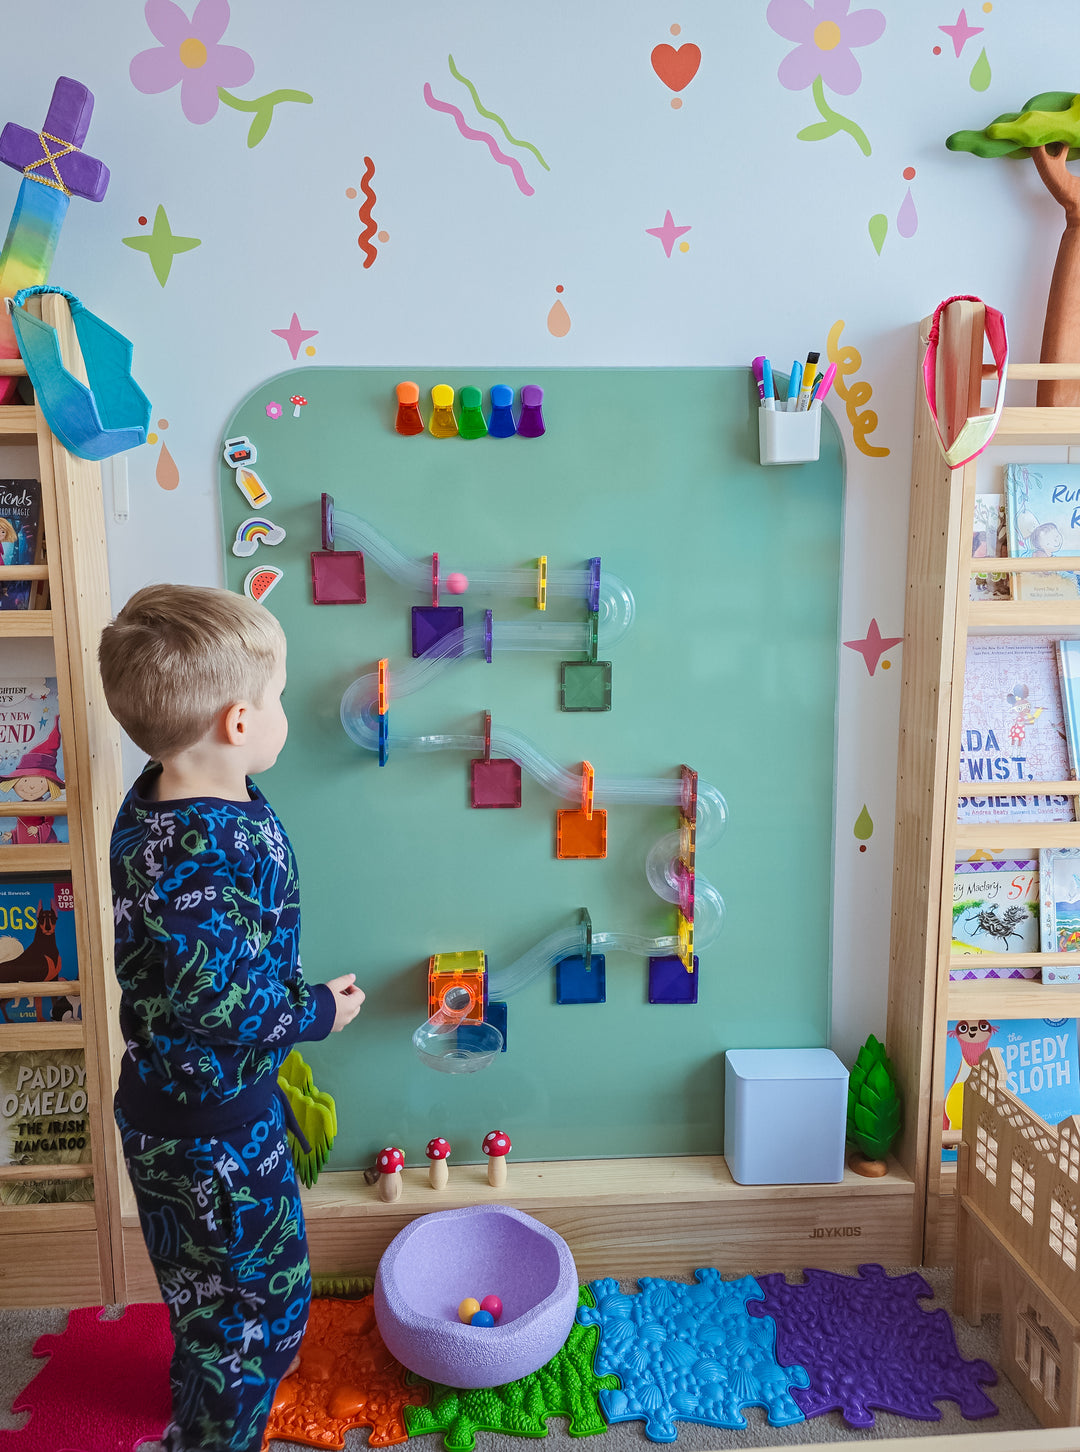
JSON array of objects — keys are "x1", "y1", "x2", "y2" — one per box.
[{"x1": 327, "y1": 974, "x2": 365, "y2": 1032}]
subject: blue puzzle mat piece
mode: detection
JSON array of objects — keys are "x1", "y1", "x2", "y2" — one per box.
[
  {"x1": 577, "y1": 1269, "x2": 809, "y2": 1442},
  {"x1": 747, "y1": 1263, "x2": 998, "y2": 1428}
]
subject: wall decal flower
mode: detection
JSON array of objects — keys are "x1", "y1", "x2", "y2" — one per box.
[
  {"x1": 130, "y1": 0, "x2": 312, "y2": 147},
  {"x1": 766, "y1": 0, "x2": 885, "y2": 156}
]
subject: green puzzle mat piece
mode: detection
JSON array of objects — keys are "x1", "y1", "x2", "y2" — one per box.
[{"x1": 405, "y1": 1286, "x2": 619, "y2": 1451}]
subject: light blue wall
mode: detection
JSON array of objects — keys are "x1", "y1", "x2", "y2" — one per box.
[{"x1": 0, "y1": 0, "x2": 1071, "y2": 1067}]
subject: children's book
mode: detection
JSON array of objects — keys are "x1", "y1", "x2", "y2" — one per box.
[
  {"x1": 1057, "y1": 638, "x2": 1080, "y2": 780},
  {"x1": 951, "y1": 858, "x2": 1039, "y2": 977},
  {"x1": 0, "y1": 480, "x2": 41, "y2": 612},
  {"x1": 1039, "y1": 846, "x2": 1080, "y2": 983},
  {"x1": 0, "y1": 1047, "x2": 89, "y2": 1168},
  {"x1": 0, "y1": 678, "x2": 67, "y2": 845},
  {"x1": 957, "y1": 636, "x2": 1073, "y2": 823},
  {"x1": 1004, "y1": 462, "x2": 1080, "y2": 600},
  {"x1": 942, "y1": 1017, "x2": 1080, "y2": 1160},
  {"x1": 970, "y1": 493, "x2": 1010, "y2": 601},
  {"x1": 0, "y1": 878, "x2": 78, "y2": 1023}
]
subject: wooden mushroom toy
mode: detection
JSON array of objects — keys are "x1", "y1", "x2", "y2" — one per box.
[
  {"x1": 426, "y1": 1136, "x2": 451, "y2": 1189},
  {"x1": 482, "y1": 1129, "x2": 511, "y2": 1187},
  {"x1": 376, "y1": 1145, "x2": 404, "y2": 1201}
]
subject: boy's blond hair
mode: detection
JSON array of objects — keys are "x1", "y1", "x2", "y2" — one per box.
[{"x1": 99, "y1": 584, "x2": 285, "y2": 759}]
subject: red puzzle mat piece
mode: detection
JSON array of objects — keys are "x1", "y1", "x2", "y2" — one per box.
[
  {"x1": 0, "y1": 1303, "x2": 171, "y2": 1452},
  {"x1": 263, "y1": 1295, "x2": 427, "y2": 1449}
]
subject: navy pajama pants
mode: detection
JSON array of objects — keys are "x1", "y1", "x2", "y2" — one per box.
[{"x1": 117, "y1": 1095, "x2": 311, "y2": 1452}]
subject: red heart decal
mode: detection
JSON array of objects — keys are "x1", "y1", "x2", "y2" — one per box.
[{"x1": 650, "y1": 43, "x2": 701, "y2": 93}]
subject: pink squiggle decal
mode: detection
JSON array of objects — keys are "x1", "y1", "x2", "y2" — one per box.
[
  {"x1": 422, "y1": 83, "x2": 534, "y2": 197},
  {"x1": 358, "y1": 156, "x2": 378, "y2": 269}
]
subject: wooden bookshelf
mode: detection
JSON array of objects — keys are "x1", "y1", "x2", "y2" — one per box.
[
  {"x1": 888, "y1": 301, "x2": 1080, "y2": 1264},
  {"x1": 0, "y1": 294, "x2": 125, "y2": 1307}
]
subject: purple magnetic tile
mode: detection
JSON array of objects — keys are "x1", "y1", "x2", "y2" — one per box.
[
  {"x1": 648, "y1": 955, "x2": 699, "y2": 1004},
  {"x1": 321, "y1": 491, "x2": 335, "y2": 550},
  {"x1": 747, "y1": 1263, "x2": 998, "y2": 1427},
  {"x1": 311, "y1": 550, "x2": 365, "y2": 604},
  {"x1": 470, "y1": 757, "x2": 522, "y2": 808},
  {"x1": 588, "y1": 557, "x2": 601, "y2": 613},
  {"x1": 484, "y1": 608, "x2": 493, "y2": 663},
  {"x1": 411, "y1": 605, "x2": 464, "y2": 658},
  {"x1": 578, "y1": 1269, "x2": 808, "y2": 1440}
]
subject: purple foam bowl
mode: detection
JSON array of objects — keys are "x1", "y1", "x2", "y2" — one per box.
[{"x1": 373, "y1": 1204, "x2": 578, "y2": 1387}]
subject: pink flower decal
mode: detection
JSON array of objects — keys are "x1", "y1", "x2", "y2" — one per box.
[
  {"x1": 265, "y1": 401, "x2": 283, "y2": 420},
  {"x1": 130, "y1": 0, "x2": 254, "y2": 125},
  {"x1": 129, "y1": 0, "x2": 312, "y2": 146},
  {"x1": 766, "y1": 0, "x2": 885, "y2": 154}
]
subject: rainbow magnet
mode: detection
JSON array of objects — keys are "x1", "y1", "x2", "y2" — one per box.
[{"x1": 232, "y1": 515, "x2": 286, "y2": 557}]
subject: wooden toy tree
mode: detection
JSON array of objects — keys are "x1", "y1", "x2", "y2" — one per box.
[{"x1": 948, "y1": 92, "x2": 1080, "y2": 406}]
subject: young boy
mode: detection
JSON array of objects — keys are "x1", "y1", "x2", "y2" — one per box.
[{"x1": 98, "y1": 583, "x2": 364, "y2": 1452}]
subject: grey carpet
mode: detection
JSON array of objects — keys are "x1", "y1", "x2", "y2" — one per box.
[{"x1": 0, "y1": 1266, "x2": 1039, "y2": 1449}]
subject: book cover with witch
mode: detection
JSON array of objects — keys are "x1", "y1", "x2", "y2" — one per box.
[{"x1": 0, "y1": 679, "x2": 67, "y2": 845}]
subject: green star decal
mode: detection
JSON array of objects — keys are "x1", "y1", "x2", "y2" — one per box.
[{"x1": 122, "y1": 205, "x2": 201, "y2": 287}]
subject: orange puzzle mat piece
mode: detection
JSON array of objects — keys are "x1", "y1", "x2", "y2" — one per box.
[{"x1": 262, "y1": 1295, "x2": 427, "y2": 1450}]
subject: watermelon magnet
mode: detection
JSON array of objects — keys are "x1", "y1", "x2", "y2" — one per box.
[{"x1": 244, "y1": 565, "x2": 283, "y2": 603}]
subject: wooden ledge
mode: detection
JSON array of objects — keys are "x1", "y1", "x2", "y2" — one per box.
[
  {"x1": 296, "y1": 1154, "x2": 914, "y2": 1218},
  {"x1": 120, "y1": 1156, "x2": 917, "y2": 1293}
]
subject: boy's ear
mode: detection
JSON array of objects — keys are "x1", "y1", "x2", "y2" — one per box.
[{"x1": 223, "y1": 701, "x2": 247, "y2": 746}]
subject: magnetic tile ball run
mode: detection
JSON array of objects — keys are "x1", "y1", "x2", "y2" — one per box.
[{"x1": 373, "y1": 1204, "x2": 579, "y2": 1388}]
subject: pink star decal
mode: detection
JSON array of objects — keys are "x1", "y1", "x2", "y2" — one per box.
[
  {"x1": 271, "y1": 312, "x2": 319, "y2": 359},
  {"x1": 938, "y1": 9, "x2": 983, "y2": 57},
  {"x1": 646, "y1": 210, "x2": 692, "y2": 258},
  {"x1": 844, "y1": 618, "x2": 903, "y2": 676}
]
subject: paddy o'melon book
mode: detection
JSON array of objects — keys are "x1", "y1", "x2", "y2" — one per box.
[{"x1": 957, "y1": 636, "x2": 1073, "y2": 823}]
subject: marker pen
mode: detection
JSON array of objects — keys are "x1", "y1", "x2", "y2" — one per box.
[
  {"x1": 752, "y1": 356, "x2": 766, "y2": 406},
  {"x1": 786, "y1": 360, "x2": 802, "y2": 411},
  {"x1": 811, "y1": 362, "x2": 837, "y2": 407},
  {"x1": 761, "y1": 358, "x2": 776, "y2": 410},
  {"x1": 796, "y1": 351, "x2": 819, "y2": 411}
]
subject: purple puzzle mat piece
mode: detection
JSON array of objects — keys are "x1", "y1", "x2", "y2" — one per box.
[
  {"x1": 747, "y1": 1262, "x2": 998, "y2": 1428},
  {"x1": 1, "y1": 1303, "x2": 171, "y2": 1452}
]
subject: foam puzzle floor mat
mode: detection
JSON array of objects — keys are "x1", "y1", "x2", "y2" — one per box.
[{"x1": 0, "y1": 1267, "x2": 1039, "y2": 1452}]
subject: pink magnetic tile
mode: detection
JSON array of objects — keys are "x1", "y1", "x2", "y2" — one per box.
[
  {"x1": 311, "y1": 550, "x2": 366, "y2": 604},
  {"x1": 471, "y1": 757, "x2": 522, "y2": 808}
]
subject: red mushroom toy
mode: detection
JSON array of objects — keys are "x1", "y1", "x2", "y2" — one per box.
[
  {"x1": 426, "y1": 1136, "x2": 451, "y2": 1189},
  {"x1": 482, "y1": 1129, "x2": 511, "y2": 1187},
  {"x1": 290, "y1": 393, "x2": 308, "y2": 418},
  {"x1": 376, "y1": 1145, "x2": 405, "y2": 1202}
]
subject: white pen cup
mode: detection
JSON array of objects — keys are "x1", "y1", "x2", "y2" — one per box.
[{"x1": 758, "y1": 405, "x2": 821, "y2": 465}]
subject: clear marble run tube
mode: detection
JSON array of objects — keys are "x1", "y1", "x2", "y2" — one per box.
[{"x1": 331, "y1": 507, "x2": 637, "y2": 643}]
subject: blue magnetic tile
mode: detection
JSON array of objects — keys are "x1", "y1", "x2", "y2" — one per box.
[{"x1": 556, "y1": 954, "x2": 606, "y2": 1004}]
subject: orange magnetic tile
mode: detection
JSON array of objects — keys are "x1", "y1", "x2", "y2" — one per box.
[
  {"x1": 556, "y1": 808, "x2": 608, "y2": 859},
  {"x1": 262, "y1": 1295, "x2": 427, "y2": 1450}
]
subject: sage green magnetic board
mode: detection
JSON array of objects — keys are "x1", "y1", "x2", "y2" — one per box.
[{"x1": 219, "y1": 368, "x2": 844, "y2": 1168}]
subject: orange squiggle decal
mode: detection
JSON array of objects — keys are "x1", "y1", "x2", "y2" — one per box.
[
  {"x1": 358, "y1": 156, "x2": 377, "y2": 269},
  {"x1": 826, "y1": 319, "x2": 890, "y2": 458}
]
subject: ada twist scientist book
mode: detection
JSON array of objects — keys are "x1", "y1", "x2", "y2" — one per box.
[{"x1": 957, "y1": 636, "x2": 1072, "y2": 824}]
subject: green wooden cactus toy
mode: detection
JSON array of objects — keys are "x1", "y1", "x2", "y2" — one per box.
[{"x1": 847, "y1": 1033, "x2": 901, "y2": 1166}]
